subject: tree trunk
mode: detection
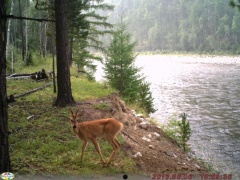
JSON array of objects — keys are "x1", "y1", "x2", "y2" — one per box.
[
  {"x1": 6, "y1": 0, "x2": 14, "y2": 61},
  {"x1": 51, "y1": 22, "x2": 56, "y2": 93},
  {"x1": 39, "y1": 12, "x2": 42, "y2": 56},
  {"x1": 25, "y1": 0, "x2": 29, "y2": 60},
  {"x1": 0, "y1": 0, "x2": 11, "y2": 172},
  {"x1": 68, "y1": 37, "x2": 73, "y2": 66},
  {"x1": 11, "y1": 44, "x2": 14, "y2": 74},
  {"x1": 18, "y1": 0, "x2": 25, "y2": 61},
  {"x1": 44, "y1": 22, "x2": 48, "y2": 57},
  {"x1": 41, "y1": 22, "x2": 47, "y2": 57},
  {"x1": 54, "y1": 0, "x2": 75, "y2": 107}
]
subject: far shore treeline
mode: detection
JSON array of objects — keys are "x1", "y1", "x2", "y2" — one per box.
[{"x1": 105, "y1": 0, "x2": 240, "y2": 54}]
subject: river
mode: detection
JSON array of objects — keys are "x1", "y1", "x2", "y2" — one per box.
[{"x1": 94, "y1": 55, "x2": 240, "y2": 177}]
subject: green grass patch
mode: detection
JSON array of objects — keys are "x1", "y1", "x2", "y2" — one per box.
[
  {"x1": 71, "y1": 77, "x2": 116, "y2": 101},
  {"x1": 7, "y1": 54, "x2": 138, "y2": 176},
  {"x1": 7, "y1": 78, "x2": 136, "y2": 176}
]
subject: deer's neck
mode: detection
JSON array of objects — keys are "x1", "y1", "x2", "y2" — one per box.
[{"x1": 73, "y1": 124, "x2": 85, "y2": 140}]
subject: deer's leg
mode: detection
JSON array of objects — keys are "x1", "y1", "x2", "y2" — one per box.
[
  {"x1": 105, "y1": 136, "x2": 121, "y2": 166},
  {"x1": 114, "y1": 137, "x2": 121, "y2": 147},
  {"x1": 80, "y1": 140, "x2": 88, "y2": 161},
  {"x1": 91, "y1": 138, "x2": 106, "y2": 164}
]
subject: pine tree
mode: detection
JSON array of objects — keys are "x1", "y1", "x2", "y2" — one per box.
[
  {"x1": 67, "y1": 0, "x2": 114, "y2": 73},
  {"x1": 104, "y1": 23, "x2": 155, "y2": 114},
  {"x1": 139, "y1": 81, "x2": 155, "y2": 114}
]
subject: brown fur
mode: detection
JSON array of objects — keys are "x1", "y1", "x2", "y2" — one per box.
[{"x1": 70, "y1": 109, "x2": 123, "y2": 166}]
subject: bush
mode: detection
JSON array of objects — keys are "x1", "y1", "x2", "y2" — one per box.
[{"x1": 164, "y1": 113, "x2": 191, "y2": 151}]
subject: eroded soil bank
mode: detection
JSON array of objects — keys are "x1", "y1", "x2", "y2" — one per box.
[{"x1": 76, "y1": 94, "x2": 209, "y2": 176}]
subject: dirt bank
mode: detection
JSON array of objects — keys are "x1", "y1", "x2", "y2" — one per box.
[{"x1": 76, "y1": 94, "x2": 209, "y2": 176}]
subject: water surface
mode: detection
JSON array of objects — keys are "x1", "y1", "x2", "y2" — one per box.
[
  {"x1": 136, "y1": 55, "x2": 240, "y2": 176},
  {"x1": 95, "y1": 55, "x2": 240, "y2": 176}
]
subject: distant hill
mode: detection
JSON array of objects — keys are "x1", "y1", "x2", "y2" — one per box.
[{"x1": 105, "y1": 0, "x2": 240, "y2": 54}]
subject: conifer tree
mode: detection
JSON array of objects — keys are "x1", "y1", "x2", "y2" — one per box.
[
  {"x1": 104, "y1": 23, "x2": 155, "y2": 114},
  {"x1": 67, "y1": 0, "x2": 114, "y2": 73}
]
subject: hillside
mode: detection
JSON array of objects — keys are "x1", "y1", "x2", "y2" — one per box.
[
  {"x1": 75, "y1": 94, "x2": 209, "y2": 176},
  {"x1": 105, "y1": 0, "x2": 240, "y2": 54}
]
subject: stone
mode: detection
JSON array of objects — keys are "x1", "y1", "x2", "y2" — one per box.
[
  {"x1": 139, "y1": 118, "x2": 145, "y2": 122},
  {"x1": 194, "y1": 164, "x2": 200, "y2": 169},
  {"x1": 131, "y1": 110, "x2": 136, "y2": 116},
  {"x1": 132, "y1": 152, "x2": 142, "y2": 158},
  {"x1": 153, "y1": 132, "x2": 161, "y2": 138},
  {"x1": 142, "y1": 136, "x2": 151, "y2": 142},
  {"x1": 134, "y1": 125, "x2": 137, "y2": 130},
  {"x1": 149, "y1": 145, "x2": 154, "y2": 149},
  {"x1": 139, "y1": 122, "x2": 149, "y2": 130},
  {"x1": 147, "y1": 134, "x2": 152, "y2": 138},
  {"x1": 136, "y1": 114, "x2": 144, "y2": 118},
  {"x1": 166, "y1": 149, "x2": 177, "y2": 158},
  {"x1": 145, "y1": 118, "x2": 152, "y2": 121}
]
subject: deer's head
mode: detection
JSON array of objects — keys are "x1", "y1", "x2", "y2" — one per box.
[{"x1": 69, "y1": 109, "x2": 80, "y2": 129}]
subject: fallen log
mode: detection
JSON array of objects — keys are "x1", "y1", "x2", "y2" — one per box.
[
  {"x1": 14, "y1": 82, "x2": 53, "y2": 99},
  {"x1": 7, "y1": 69, "x2": 49, "y2": 80},
  {"x1": 6, "y1": 75, "x2": 32, "y2": 79},
  {"x1": 7, "y1": 73, "x2": 36, "y2": 77}
]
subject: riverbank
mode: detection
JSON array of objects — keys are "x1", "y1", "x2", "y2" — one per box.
[
  {"x1": 134, "y1": 55, "x2": 240, "y2": 178},
  {"x1": 75, "y1": 94, "x2": 210, "y2": 176},
  {"x1": 95, "y1": 54, "x2": 240, "y2": 178},
  {"x1": 7, "y1": 77, "x2": 210, "y2": 179}
]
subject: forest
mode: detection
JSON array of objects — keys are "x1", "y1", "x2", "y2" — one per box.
[
  {"x1": 106, "y1": 0, "x2": 240, "y2": 54},
  {"x1": 5, "y1": 0, "x2": 240, "y2": 67},
  {"x1": 5, "y1": 0, "x2": 114, "y2": 74}
]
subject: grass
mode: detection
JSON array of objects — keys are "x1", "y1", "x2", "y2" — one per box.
[
  {"x1": 8, "y1": 78, "x2": 137, "y2": 176},
  {"x1": 7, "y1": 59, "x2": 138, "y2": 176}
]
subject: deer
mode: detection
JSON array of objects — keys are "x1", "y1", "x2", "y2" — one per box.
[{"x1": 69, "y1": 109, "x2": 123, "y2": 166}]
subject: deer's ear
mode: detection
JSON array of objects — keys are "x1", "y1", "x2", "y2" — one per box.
[
  {"x1": 76, "y1": 112, "x2": 80, "y2": 118},
  {"x1": 69, "y1": 109, "x2": 74, "y2": 118},
  {"x1": 76, "y1": 107, "x2": 80, "y2": 115}
]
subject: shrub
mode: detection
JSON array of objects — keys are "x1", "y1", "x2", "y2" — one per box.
[{"x1": 164, "y1": 113, "x2": 192, "y2": 151}]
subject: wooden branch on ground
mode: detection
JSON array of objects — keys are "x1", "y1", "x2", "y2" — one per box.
[
  {"x1": 6, "y1": 75, "x2": 32, "y2": 79},
  {"x1": 122, "y1": 131, "x2": 140, "y2": 145},
  {"x1": 7, "y1": 69, "x2": 49, "y2": 80},
  {"x1": 7, "y1": 73, "x2": 36, "y2": 77},
  {"x1": 7, "y1": 73, "x2": 35, "y2": 79},
  {"x1": 14, "y1": 82, "x2": 53, "y2": 99}
]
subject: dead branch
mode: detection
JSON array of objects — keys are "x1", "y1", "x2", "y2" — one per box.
[
  {"x1": 7, "y1": 73, "x2": 36, "y2": 77},
  {"x1": 6, "y1": 76, "x2": 32, "y2": 79},
  {"x1": 122, "y1": 131, "x2": 140, "y2": 145},
  {"x1": 14, "y1": 82, "x2": 53, "y2": 99}
]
